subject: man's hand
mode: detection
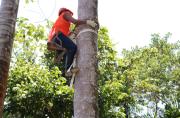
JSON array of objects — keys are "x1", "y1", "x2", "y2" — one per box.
[
  {"x1": 86, "y1": 20, "x2": 97, "y2": 28},
  {"x1": 69, "y1": 33, "x2": 76, "y2": 40}
]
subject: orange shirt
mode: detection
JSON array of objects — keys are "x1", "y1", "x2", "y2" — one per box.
[{"x1": 48, "y1": 12, "x2": 72, "y2": 42}]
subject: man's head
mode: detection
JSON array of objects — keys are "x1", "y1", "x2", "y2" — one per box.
[{"x1": 58, "y1": 8, "x2": 73, "y2": 16}]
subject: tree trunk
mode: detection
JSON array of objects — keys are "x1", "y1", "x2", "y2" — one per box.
[
  {"x1": 124, "y1": 102, "x2": 129, "y2": 118},
  {"x1": 154, "y1": 100, "x2": 158, "y2": 118},
  {"x1": 0, "y1": 0, "x2": 19, "y2": 116},
  {"x1": 73, "y1": 0, "x2": 99, "y2": 118}
]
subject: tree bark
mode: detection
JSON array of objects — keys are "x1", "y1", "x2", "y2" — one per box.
[
  {"x1": 0, "y1": 0, "x2": 19, "y2": 116},
  {"x1": 73, "y1": 0, "x2": 99, "y2": 118}
]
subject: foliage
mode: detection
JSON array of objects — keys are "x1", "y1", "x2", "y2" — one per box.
[
  {"x1": 98, "y1": 27, "x2": 127, "y2": 118},
  {"x1": 25, "y1": 0, "x2": 34, "y2": 4},
  {"x1": 120, "y1": 33, "x2": 180, "y2": 117},
  {"x1": 164, "y1": 104, "x2": 180, "y2": 118},
  {"x1": 4, "y1": 17, "x2": 73, "y2": 118}
]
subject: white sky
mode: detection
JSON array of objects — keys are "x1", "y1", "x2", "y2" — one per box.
[{"x1": 1, "y1": 0, "x2": 180, "y2": 56}]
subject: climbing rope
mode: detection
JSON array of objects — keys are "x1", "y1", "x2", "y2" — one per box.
[{"x1": 76, "y1": 28, "x2": 98, "y2": 38}]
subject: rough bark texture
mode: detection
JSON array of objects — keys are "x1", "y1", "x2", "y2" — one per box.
[
  {"x1": 0, "y1": 0, "x2": 19, "y2": 116},
  {"x1": 73, "y1": 0, "x2": 99, "y2": 118}
]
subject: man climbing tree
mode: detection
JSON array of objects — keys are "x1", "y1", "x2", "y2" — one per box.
[
  {"x1": 47, "y1": 7, "x2": 96, "y2": 77},
  {"x1": 0, "y1": 0, "x2": 19, "y2": 116},
  {"x1": 73, "y1": 0, "x2": 99, "y2": 118}
]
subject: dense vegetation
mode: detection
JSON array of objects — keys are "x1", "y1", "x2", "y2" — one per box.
[{"x1": 3, "y1": 18, "x2": 180, "y2": 118}]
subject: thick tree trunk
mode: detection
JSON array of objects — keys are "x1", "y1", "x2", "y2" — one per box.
[
  {"x1": 0, "y1": 0, "x2": 19, "y2": 116},
  {"x1": 73, "y1": 0, "x2": 99, "y2": 118}
]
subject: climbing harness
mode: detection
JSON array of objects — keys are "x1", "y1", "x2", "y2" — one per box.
[
  {"x1": 47, "y1": 32, "x2": 67, "y2": 63},
  {"x1": 48, "y1": 30, "x2": 78, "y2": 87},
  {"x1": 76, "y1": 28, "x2": 98, "y2": 38},
  {"x1": 47, "y1": 33, "x2": 65, "y2": 51}
]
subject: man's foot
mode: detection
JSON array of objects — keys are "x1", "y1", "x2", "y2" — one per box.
[{"x1": 65, "y1": 67, "x2": 79, "y2": 77}]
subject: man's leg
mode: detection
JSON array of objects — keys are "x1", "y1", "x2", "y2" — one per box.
[{"x1": 57, "y1": 33, "x2": 77, "y2": 70}]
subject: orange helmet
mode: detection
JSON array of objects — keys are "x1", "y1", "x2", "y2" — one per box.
[{"x1": 58, "y1": 8, "x2": 73, "y2": 16}]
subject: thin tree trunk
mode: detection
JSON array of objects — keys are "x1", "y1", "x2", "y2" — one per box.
[
  {"x1": 124, "y1": 102, "x2": 129, "y2": 118},
  {"x1": 0, "y1": 0, "x2": 19, "y2": 116},
  {"x1": 154, "y1": 100, "x2": 158, "y2": 118},
  {"x1": 73, "y1": 0, "x2": 99, "y2": 118}
]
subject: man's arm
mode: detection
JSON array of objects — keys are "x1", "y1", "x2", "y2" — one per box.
[{"x1": 63, "y1": 11, "x2": 86, "y2": 26}]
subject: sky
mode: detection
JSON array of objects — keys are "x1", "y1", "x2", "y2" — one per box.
[{"x1": 1, "y1": 0, "x2": 180, "y2": 56}]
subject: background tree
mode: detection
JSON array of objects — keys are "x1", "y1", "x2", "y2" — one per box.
[
  {"x1": 98, "y1": 31, "x2": 180, "y2": 118},
  {"x1": 120, "y1": 33, "x2": 180, "y2": 117},
  {"x1": 0, "y1": 0, "x2": 19, "y2": 116}
]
